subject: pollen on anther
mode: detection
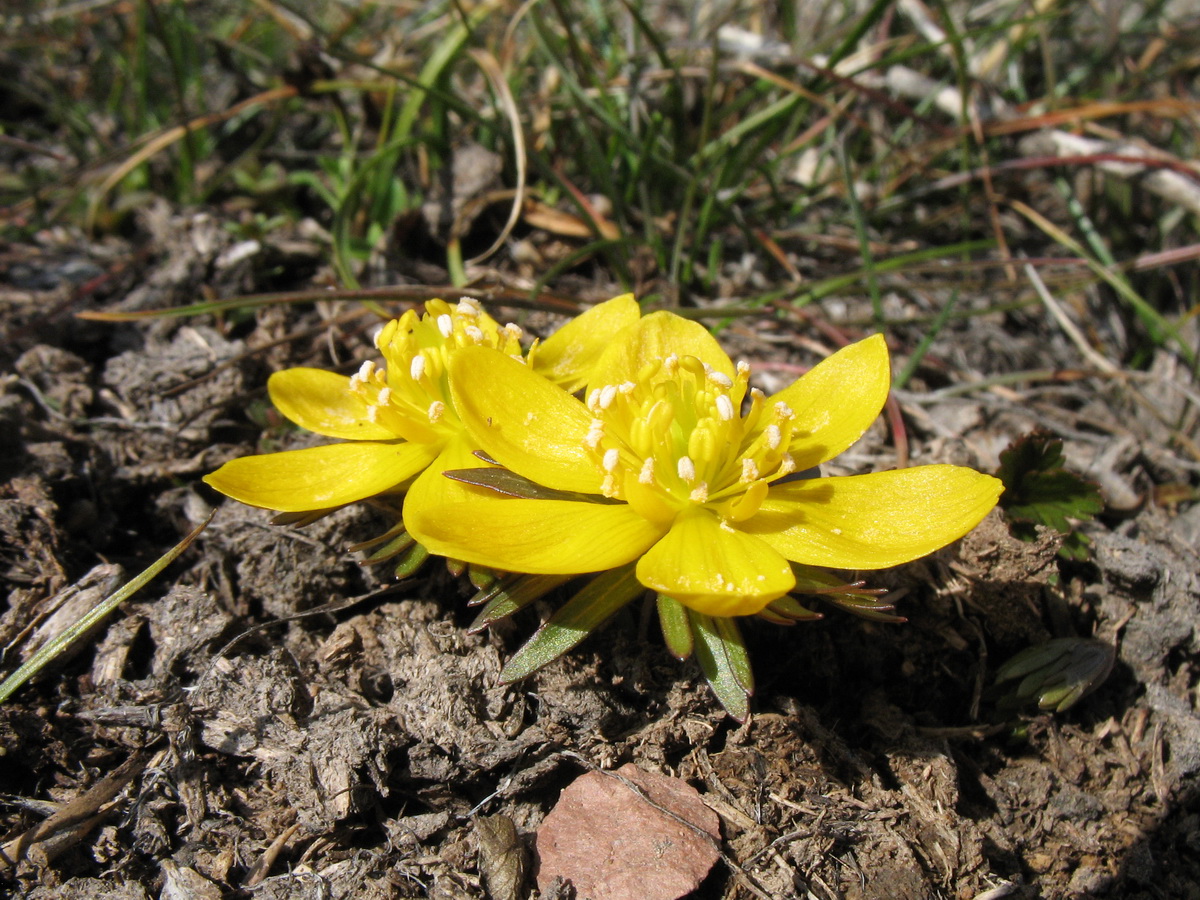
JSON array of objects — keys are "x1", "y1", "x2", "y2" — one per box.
[
  {"x1": 457, "y1": 297, "x2": 482, "y2": 316},
  {"x1": 689, "y1": 482, "x2": 709, "y2": 503},
  {"x1": 707, "y1": 371, "x2": 733, "y2": 389},
  {"x1": 777, "y1": 453, "x2": 797, "y2": 476},
  {"x1": 736, "y1": 361, "x2": 750, "y2": 378},
  {"x1": 603, "y1": 448, "x2": 620, "y2": 472},
  {"x1": 774, "y1": 401, "x2": 795, "y2": 419},
  {"x1": 716, "y1": 395, "x2": 735, "y2": 421},
  {"x1": 358, "y1": 360, "x2": 375, "y2": 381},
  {"x1": 677, "y1": 456, "x2": 696, "y2": 484},
  {"x1": 377, "y1": 387, "x2": 392, "y2": 406},
  {"x1": 740, "y1": 458, "x2": 760, "y2": 482},
  {"x1": 465, "y1": 325, "x2": 485, "y2": 344},
  {"x1": 366, "y1": 405, "x2": 379, "y2": 423},
  {"x1": 639, "y1": 457, "x2": 656, "y2": 484},
  {"x1": 765, "y1": 424, "x2": 782, "y2": 450},
  {"x1": 437, "y1": 314, "x2": 453, "y2": 338},
  {"x1": 619, "y1": 381, "x2": 637, "y2": 395},
  {"x1": 584, "y1": 419, "x2": 605, "y2": 449},
  {"x1": 598, "y1": 384, "x2": 618, "y2": 409},
  {"x1": 427, "y1": 400, "x2": 445, "y2": 423},
  {"x1": 410, "y1": 354, "x2": 426, "y2": 381}
]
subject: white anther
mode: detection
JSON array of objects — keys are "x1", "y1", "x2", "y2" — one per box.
[
  {"x1": 377, "y1": 387, "x2": 392, "y2": 406},
  {"x1": 639, "y1": 457, "x2": 656, "y2": 484},
  {"x1": 774, "y1": 401, "x2": 794, "y2": 419},
  {"x1": 598, "y1": 384, "x2": 618, "y2": 409},
  {"x1": 503, "y1": 322, "x2": 523, "y2": 340},
  {"x1": 358, "y1": 360, "x2": 375, "y2": 380},
  {"x1": 689, "y1": 483, "x2": 709, "y2": 503},
  {"x1": 716, "y1": 395, "x2": 735, "y2": 421},
  {"x1": 427, "y1": 400, "x2": 445, "y2": 423},
  {"x1": 603, "y1": 448, "x2": 620, "y2": 472},
  {"x1": 777, "y1": 453, "x2": 796, "y2": 476},
  {"x1": 619, "y1": 381, "x2": 637, "y2": 395},
  {"x1": 437, "y1": 314, "x2": 453, "y2": 338},
  {"x1": 584, "y1": 419, "x2": 606, "y2": 449},
  {"x1": 457, "y1": 297, "x2": 482, "y2": 316},
  {"x1": 765, "y1": 424, "x2": 782, "y2": 450},
  {"x1": 707, "y1": 371, "x2": 733, "y2": 389},
  {"x1": 677, "y1": 456, "x2": 696, "y2": 484},
  {"x1": 366, "y1": 405, "x2": 379, "y2": 423},
  {"x1": 410, "y1": 354, "x2": 426, "y2": 381},
  {"x1": 465, "y1": 325, "x2": 485, "y2": 344},
  {"x1": 741, "y1": 459, "x2": 760, "y2": 482},
  {"x1": 736, "y1": 360, "x2": 750, "y2": 377},
  {"x1": 750, "y1": 387, "x2": 765, "y2": 402}
]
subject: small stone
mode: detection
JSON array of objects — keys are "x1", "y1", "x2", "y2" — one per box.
[{"x1": 535, "y1": 763, "x2": 721, "y2": 900}]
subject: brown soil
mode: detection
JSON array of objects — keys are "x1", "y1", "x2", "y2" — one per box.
[{"x1": 2, "y1": 211, "x2": 1199, "y2": 900}]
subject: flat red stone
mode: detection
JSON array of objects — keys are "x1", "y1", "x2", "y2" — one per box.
[{"x1": 535, "y1": 763, "x2": 721, "y2": 900}]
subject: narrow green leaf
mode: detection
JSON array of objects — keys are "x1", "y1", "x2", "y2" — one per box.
[
  {"x1": 468, "y1": 574, "x2": 574, "y2": 632},
  {"x1": 393, "y1": 541, "x2": 430, "y2": 579},
  {"x1": 499, "y1": 565, "x2": 643, "y2": 682},
  {"x1": 689, "y1": 611, "x2": 752, "y2": 722},
  {"x1": 656, "y1": 595, "x2": 693, "y2": 659},
  {"x1": 445, "y1": 468, "x2": 619, "y2": 504}
]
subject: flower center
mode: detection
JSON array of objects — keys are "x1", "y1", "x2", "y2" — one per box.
[
  {"x1": 582, "y1": 355, "x2": 797, "y2": 525},
  {"x1": 349, "y1": 298, "x2": 524, "y2": 445}
]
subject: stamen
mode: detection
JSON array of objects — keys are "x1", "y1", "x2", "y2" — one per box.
[
  {"x1": 639, "y1": 457, "x2": 656, "y2": 485},
  {"x1": 736, "y1": 361, "x2": 750, "y2": 378},
  {"x1": 777, "y1": 453, "x2": 797, "y2": 476},
  {"x1": 677, "y1": 456, "x2": 696, "y2": 484},
  {"x1": 740, "y1": 459, "x2": 760, "y2": 483},
  {"x1": 689, "y1": 482, "x2": 709, "y2": 503},
  {"x1": 366, "y1": 406, "x2": 379, "y2": 423},
  {"x1": 358, "y1": 360, "x2": 376, "y2": 380},
  {"x1": 464, "y1": 325, "x2": 485, "y2": 344},
  {"x1": 503, "y1": 322, "x2": 523, "y2": 340},
  {"x1": 437, "y1": 314, "x2": 453, "y2": 338},
  {"x1": 774, "y1": 401, "x2": 794, "y2": 419},
  {"x1": 584, "y1": 419, "x2": 606, "y2": 449},
  {"x1": 377, "y1": 387, "x2": 392, "y2": 406},
  {"x1": 716, "y1": 395, "x2": 734, "y2": 421},
  {"x1": 598, "y1": 384, "x2": 619, "y2": 409},
  {"x1": 619, "y1": 381, "x2": 637, "y2": 395},
  {"x1": 427, "y1": 400, "x2": 445, "y2": 423},
  {"x1": 410, "y1": 354, "x2": 426, "y2": 381},
  {"x1": 457, "y1": 297, "x2": 482, "y2": 316},
  {"x1": 707, "y1": 371, "x2": 733, "y2": 389},
  {"x1": 602, "y1": 448, "x2": 621, "y2": 472},
  {"x1": 764, "y1": 424, "x2": 782, "y2": 450}
]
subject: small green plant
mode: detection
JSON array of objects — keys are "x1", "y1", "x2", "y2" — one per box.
[{"x1": 995, "y1": 431, "x2": 1104, "y2": 561}]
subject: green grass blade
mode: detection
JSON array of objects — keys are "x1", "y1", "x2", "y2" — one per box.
[{"x1": 0, "y1": 512, "x2": 214, "y2": 705}]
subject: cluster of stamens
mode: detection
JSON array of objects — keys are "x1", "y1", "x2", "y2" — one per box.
[
  {"x1": 347, "y1": 298, "x2": 524, "y2": 446},
  {"x1": 582, "y1": 355, "x2": 798, "y2": 523}
]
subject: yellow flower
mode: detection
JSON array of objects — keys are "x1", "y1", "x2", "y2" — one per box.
[
  {"x1": 405, "y1": 311, "x2": 1003, "y2": 618},
  {"x1": 203, "y1": 294, "x2": 641, "y2": 514}
]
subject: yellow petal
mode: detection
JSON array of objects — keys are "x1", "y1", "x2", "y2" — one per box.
[
  {"x1": 203, "y1": 441, "x2": 436, "y2": 511},
  {"x1": 636, "y1": 508, "x2": 795, "y2": 617},
  {"x1": 744, "y1": 466, "x2": 1004, "y2": 569},
  {"x1": 449, "y1": 346, "x2": 601, "y2": 494},
  {"x1": 268, "y1": 368, "x2": 395, "y2": 440},
  {"x1": 531, "y1": 293, "x2": 641, "y2": 392},
  {"x1": 404, "y1": 438, "x2": 663, "y2": 573},
  {"x1": 768, "y1": 333, "x2": 891, "y2": 470},
  {"x1": 588, "y1": 311, "x2": 735, "y2": 387}
]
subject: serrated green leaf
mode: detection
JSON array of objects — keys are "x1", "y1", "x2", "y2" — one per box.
[
  {"x1": 689, "y1": 611, "x2": 752, "y2": 721},
  {"x1": 996, "y1": 432, "x2": 1103, "y2": 534},
  {"x1": 656, "y1": 595, "x2": 693, "y2": 659},
  {"x1": 499, "y1": 565, "x2": 643, "y2": 682}
]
